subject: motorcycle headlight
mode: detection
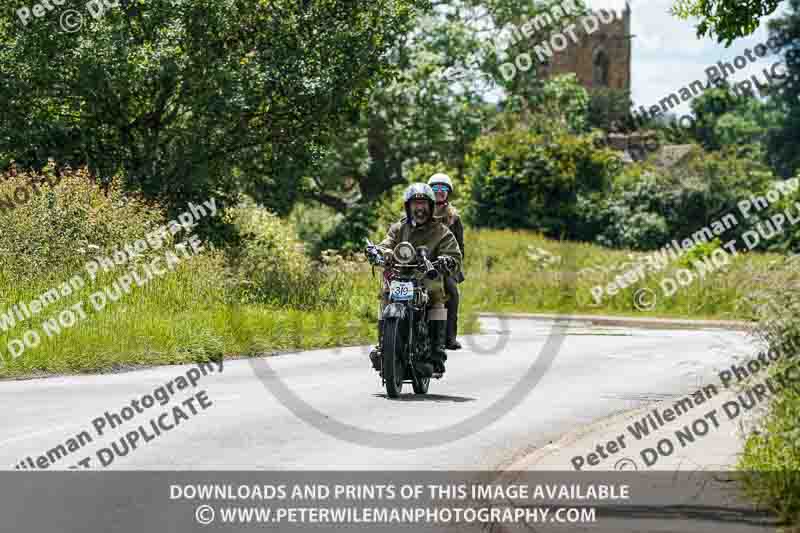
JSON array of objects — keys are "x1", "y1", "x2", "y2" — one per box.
[{"x1": 394, "y1": 242, "x2": 415, "y2": 264}]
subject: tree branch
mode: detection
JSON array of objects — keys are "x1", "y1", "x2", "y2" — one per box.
[{"x1": 308, "y1": 189, "x2": 357, "y2": 212}]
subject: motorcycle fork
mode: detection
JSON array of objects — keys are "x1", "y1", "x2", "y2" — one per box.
[
  {"x1": 409, "y1": 306, "x2": 431, "y2": 364},
  {"x1": 381, "y1": 304, "x2": 415, "y2": 386},
  {"x1": 407, "y1": 305, "x2": 414, "y2": 363}
]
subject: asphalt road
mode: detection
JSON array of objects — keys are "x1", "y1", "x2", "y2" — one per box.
[{"x1": 0, "y1": 316, "x2": 761, "y2": 472}]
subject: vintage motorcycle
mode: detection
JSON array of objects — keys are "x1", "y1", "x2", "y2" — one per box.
[{"x1": 365, "y1": 239, "x2": 450, "y2": 398}]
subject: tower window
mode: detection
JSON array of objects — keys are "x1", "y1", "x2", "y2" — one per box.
[{"x1": 593, "y1": 48, "x2": 610, "y2": 86}]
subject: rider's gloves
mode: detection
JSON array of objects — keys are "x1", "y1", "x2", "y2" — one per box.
[
  {"x1": 439, "y1": 255, "x2": 456, "y2": 274},
  {"x1": 365, "y1": 245, "x2": 380, "y2": 264},
  {"x1": 366, "y1": 245, "x2": 387, "y2": 265}
]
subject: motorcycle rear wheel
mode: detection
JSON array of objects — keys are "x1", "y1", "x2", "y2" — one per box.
[{"x1": 382, "y1": 317, "x2": 405, "y2": 398}]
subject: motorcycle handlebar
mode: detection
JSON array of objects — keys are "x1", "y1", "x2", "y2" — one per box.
[
  {"x1": 374, "y1": 258, "x2": 443, "y2": 277},
  {"x1": 366, "y1": 245, "x2": 445, "y2": 278}
]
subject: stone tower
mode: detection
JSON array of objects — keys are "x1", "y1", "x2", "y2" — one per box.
[{"x1": 542, "y1": 3, "x2": 631, "y2": 92}]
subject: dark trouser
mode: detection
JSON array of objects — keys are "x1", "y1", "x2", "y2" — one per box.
[{"x1": 444, "y1": 276, "x2": 459, "y2": 342}]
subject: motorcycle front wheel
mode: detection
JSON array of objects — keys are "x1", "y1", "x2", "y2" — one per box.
[{"x1": 382, "y1": 317, "x2": 406, "y2": 398}]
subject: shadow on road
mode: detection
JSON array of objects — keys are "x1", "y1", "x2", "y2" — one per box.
[
  {"x1": 584, "y1": 504, "x2": 781, "y2": 531},
  {"x1": 373, "y1": 393, "x2": 476, "y2": 402}
]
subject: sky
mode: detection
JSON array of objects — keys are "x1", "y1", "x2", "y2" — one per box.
[{"x1": 589, "y1": 0, "x2": 792, "y2": 115}]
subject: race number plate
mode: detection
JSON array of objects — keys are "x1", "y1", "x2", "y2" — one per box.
[{"x1": 389, "y1": 281, "x2": 414, "y2": 301}]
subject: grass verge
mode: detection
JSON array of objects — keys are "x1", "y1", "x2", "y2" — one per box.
[
  {"x1": 0, "y1": 227, "x2": 781, "y2": 378},
  {"x1": 736, "y1": 258, "x2": 800, "y2": 527}
]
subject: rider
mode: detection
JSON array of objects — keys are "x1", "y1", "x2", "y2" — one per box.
[
  {"x1": 366, "y1": 183, "x2": 463, "y2": 376},
  {"x1": 427, "y1": 173, "x2": 465, "y2": 350}
]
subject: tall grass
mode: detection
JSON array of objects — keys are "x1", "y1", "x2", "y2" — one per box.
[
  {"x1": 737, "y1": 257, "x2": 800, "y2": 525},
  {"x1": 460, "y1": 228, "x2": 777, "y2": 320}
]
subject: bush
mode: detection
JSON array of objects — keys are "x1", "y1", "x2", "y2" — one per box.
[
  {"x1": 224, "y1": 199, "x2": 325, "y2": 308},
  {"x1": 0, "y1": 162, "x2": 164, "y2": 283},
  {"x1": 739, "y1": 256, "x2": 800, "y2": 523},
  {"x1": 586, "y1": 87, "x2": 632, "y2": 132},
  {"x1": 463, "y1": 129, "x2": 622, "y2": 239},
  {"x1": 288, "y1": 202, "x2": 341, "y2": 254},
  {"x1": 674, "y1": 237, "x2": 722, "y2": 270},
  {"x1": 586, "y1": 147, "x2": 776, "y2": 250},
  {"x1": 756, "y1": 179, "x2": 800, "y2": 253},
  {"x1": 314, "y1": 203, "x2": 382, "y2": 257}
]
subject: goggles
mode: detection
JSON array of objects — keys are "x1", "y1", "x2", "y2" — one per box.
[{"x1": 431, "y1": 184, "x2": 450, "y2": 193}]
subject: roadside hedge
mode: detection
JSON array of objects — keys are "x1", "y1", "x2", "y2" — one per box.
[{"x1": 463, "y1": 129, "x2": 622, "y2": 240}]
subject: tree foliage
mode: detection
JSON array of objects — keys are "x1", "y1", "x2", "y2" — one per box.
[
  {"x1": 588, "y1": 147, "x2": 776, "y2": 249},
  {"x1": 587, "y1": 88, "x2": 633, "y2": 132},
  {"x1": 688, "y1": 84, "x2": 784, "y2": 158},
  {"x1": 671, "y1": 0, "x2": 784, "y2": 45},
  {"x1": 301, "y1": 6, "x2": 491, "y2": 214},
  {"x1": 299, "y1": 0, "x2": 589, "y2": 214},
  {"x1": 299, "y1": 0, "x2": 591, "y2": 251},
  {"x1": 765, "y1": 0, "x2": 800, "y2": 177},
  {"x1": 0, "y1": 0, "x2": 426, "y2": 224},
  {"x1": 464, "y1": 127, "x2": 621, "y2": 239}
]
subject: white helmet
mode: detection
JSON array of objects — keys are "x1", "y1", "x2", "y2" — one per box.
[{"x1": 427, "y1": 173, "x2": 454, "y2": 193}]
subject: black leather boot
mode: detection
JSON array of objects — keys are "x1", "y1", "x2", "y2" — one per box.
[
  {"x1": 445, "y1": 280, "x2": 462, "y2": 350},
  {"x1": 429, "y1": 320, "x2": 447, "y2": 375},
  {"x1": 369, "y1": 320, "x2": 383, "y2": 371}
]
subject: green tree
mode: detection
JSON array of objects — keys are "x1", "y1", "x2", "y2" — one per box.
[
  {"x1": 687, "y1": 84, "x2": 783, "y2": 159},
  {"x1": 299, "y1": 3, "x2": 492, "y2": 251},
  {"x1": 476, "y1": 0, "x2": 590, "y2": 120},
  {"x1": 765, "y1": 0, "x2": 800, "y2": 177},
  {"x1": 587, "y1": 88, "x2": 633, "y2": 132},
  {"x1": 299, "y1": 0, "x2": 590, "y2": 249},
  {"x1": 689, "y1": 85, "x2": 752, "y2": 150},
  {"x1": 491, "y1": 73, "x2": 590, "y2": 139},
  {"x1": 300, "y1": 0, "x2": 589, "y2": 213},
  {"x1": 528, "y1": 73, "x2": 591, "y2": 134},
  {"x1": 291, "y1": 0, "x2": 591, "y2": 251},
  {"x1": 589, "y1": 147, "x2": 775, "y2": 250},
  {"x1": 671, "y1": 0, "x2": 785, "y2": 45},
  {"x1": 463, "y1": 128, "x2": 621, "y2": 239},
  {"x1": 302, "y1": 6, "x2": 491, "y2": 214},
  {"x1": 0, "y1": 0, "x2": 426, "y2": 224}
]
